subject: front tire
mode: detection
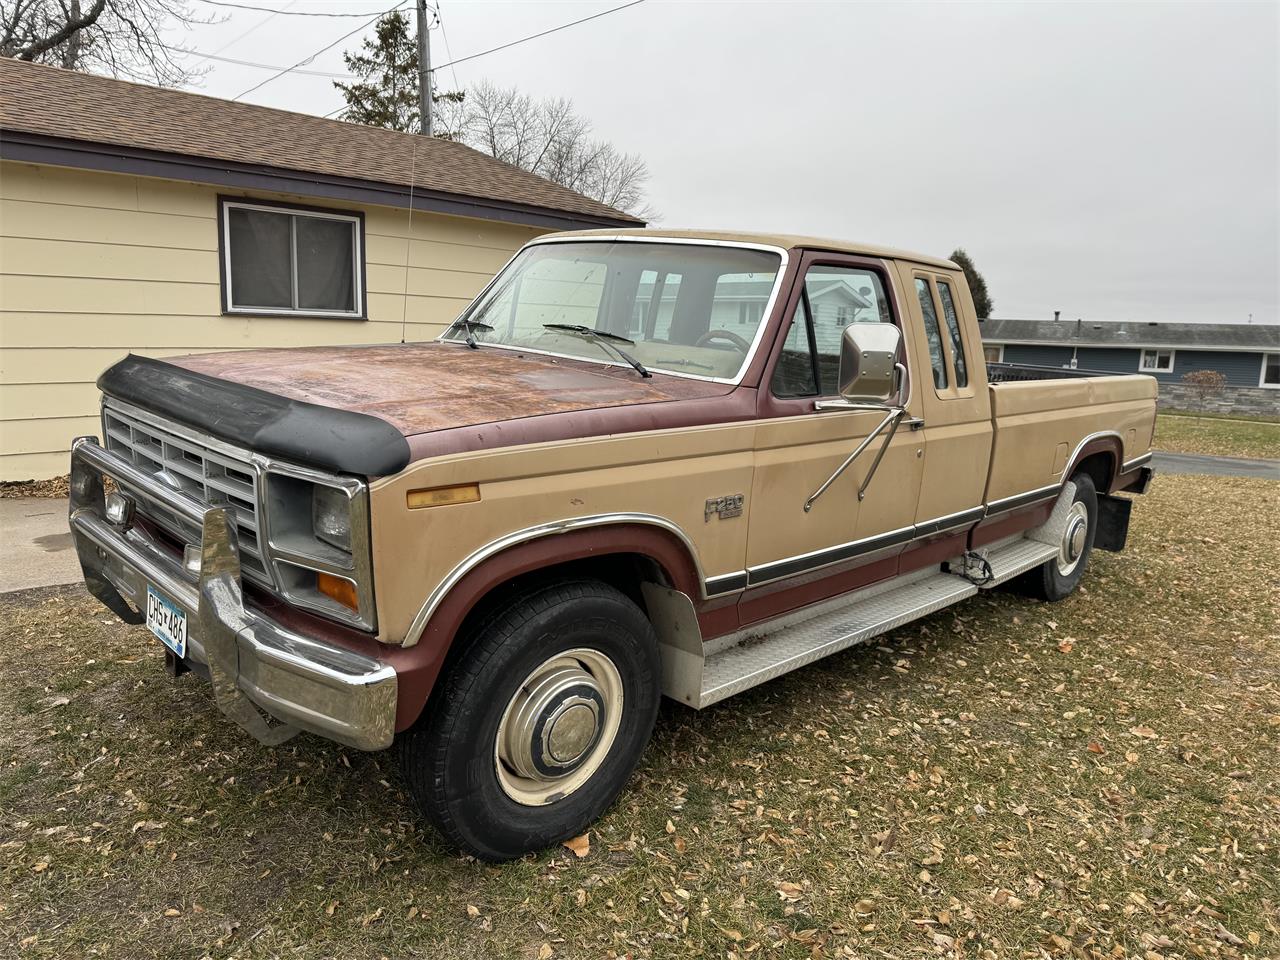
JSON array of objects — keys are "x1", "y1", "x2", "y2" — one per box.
[
  {"x1": 398, "y1": 580, "x2": 661, "y2": 861},
  {"x1": 1017, "y1": 473, "x2": 1098, "y2": 602}
]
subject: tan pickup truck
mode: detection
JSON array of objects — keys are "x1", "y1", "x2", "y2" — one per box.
[{"x1": 69, "y1": 229, "x2": 1156, "y2": 859}]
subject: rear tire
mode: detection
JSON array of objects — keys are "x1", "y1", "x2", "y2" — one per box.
[
  {"x1": 1017, "y1": 473, "x2": 1098, "y2": 602},
  {"x1": 398, "y1": 579, "x2": 661, "y2": 861}
]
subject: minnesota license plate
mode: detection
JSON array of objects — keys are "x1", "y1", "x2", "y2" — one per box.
[{"x1": 145, "y1": 586, "x2": 187, "y2": 659}]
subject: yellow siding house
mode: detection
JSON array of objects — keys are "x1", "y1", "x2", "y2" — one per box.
[{"x1": 0, "y1": 60, "x2": 641, "y2": 481}]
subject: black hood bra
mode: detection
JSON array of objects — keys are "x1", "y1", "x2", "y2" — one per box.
[{"x1": 98, "y1": 355, "x2": 412, "y2": 477}]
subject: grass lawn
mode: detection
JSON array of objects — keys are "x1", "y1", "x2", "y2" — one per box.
[
  {"x1": 1155, "y1": 414, "x2": 1280, "y2": 460},
  {"x1": 2, "y1": 474, "x2": 1277, "y2": 959}
]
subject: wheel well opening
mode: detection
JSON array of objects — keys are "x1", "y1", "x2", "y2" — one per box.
[
  {"x1": 1072, "y1": 451, "x2": 1115, "y2": 492},
  {"x1": 420, "y1": 552, "x2": 674, "y2": 720}
]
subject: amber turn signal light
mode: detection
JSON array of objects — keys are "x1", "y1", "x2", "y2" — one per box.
[
  {"x1": 406, "y1": 483, "x2": 481, "y2": 509},
  {"x1": 317, "y1": 572, "x2": 359, "y2": 611}
]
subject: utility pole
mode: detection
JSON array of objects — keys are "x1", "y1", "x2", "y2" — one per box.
[{"x1": 415, "y1": 0, "x2": 432, "y2": 136}]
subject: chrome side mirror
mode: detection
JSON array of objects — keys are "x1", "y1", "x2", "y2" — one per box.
[{"x1": 837, "y1": 323, "x2": 902, "y2": 404}]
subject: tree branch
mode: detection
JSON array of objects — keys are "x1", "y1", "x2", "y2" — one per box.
[{"x1": 13, "y1": 0, "x2": 102, "y2": 60}]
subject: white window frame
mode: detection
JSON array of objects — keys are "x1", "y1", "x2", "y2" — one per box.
[
  {"x1": 1139, "y1": 348, "x2": 1175, "y2": 373},
  {"x1": 982, "y1": 343, "x2": 1004, "y2": 364},
  {"x1": 1261, "y1": 352, "x2": 1280, "y2": 389},
  {"x1": 221, "y1": 199, "x2": 364, "y2": 319}
]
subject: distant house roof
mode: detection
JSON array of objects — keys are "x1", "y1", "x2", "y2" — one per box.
[
  {"x1": 0, "y1": 59, "x2": 643, "y2": 231},
  {"x1": 982, "y1": 317, "x2": 1279, "y2": 352}
]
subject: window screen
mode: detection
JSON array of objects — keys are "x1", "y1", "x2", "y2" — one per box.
[
  {"x1": 915, "y1": 278, "x2": 948, "y2": 389},
  {"x1": 936, "y1": 280, "x2": 968, "y2": 387},
  {"x1": 224, "y1": 202, "x2": 361, "y2": 315}
]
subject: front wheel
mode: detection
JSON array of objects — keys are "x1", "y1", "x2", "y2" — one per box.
[
  {"x1": 1017, "y1": 473, "x2": 1098, "y2": 602},
  {"x1": 398, "y1": 580, "x2": 661, "y2": 861}
]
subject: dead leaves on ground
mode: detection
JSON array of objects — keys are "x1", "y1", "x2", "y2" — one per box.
[{"x1": 1, "y1": 476, "x2": 1277, "y2": 958}]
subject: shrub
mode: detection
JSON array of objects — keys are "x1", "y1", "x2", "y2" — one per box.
[{"x1": 1181, "y1": 369, "x2": 1227, "y2": 405}]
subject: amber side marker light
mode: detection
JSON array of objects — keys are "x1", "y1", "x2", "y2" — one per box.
[
  {"x1": 317, "y1": 572, "x2": 359, "y2": 611},
  {"x1": 407, "y1": 483, "x2": 481, "y2": 509}
]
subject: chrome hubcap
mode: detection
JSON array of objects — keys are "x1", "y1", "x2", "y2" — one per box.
[
  {"x1": 1057, "y1": 501, "x2": 1090, "y2": 576},
  {"x1": 495, "y1": 649, "x2": 623, "y2": 806}
]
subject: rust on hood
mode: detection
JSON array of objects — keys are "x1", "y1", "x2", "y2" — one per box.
[{"x1": 170, "y1": 342, "x2": 733, "y2": 440}]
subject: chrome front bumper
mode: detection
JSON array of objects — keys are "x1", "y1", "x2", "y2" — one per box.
[{"x1": 68, "y1": 437, "x2": 397, "y2": 751}]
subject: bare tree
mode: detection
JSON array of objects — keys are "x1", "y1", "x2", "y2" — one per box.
[
  {"x1": 436, "y1": 80, "x2": 655, "y2": 219},
  {"x1": 1, "y1": 0, "x2": 210, "y2": 86}
]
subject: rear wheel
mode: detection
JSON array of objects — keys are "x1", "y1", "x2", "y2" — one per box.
[
  {"x1": 398, "y1": 580, "x2": 661, "y2": 861},
  {"x1": 1018, "y1": 473, "x2": 1098, "y2": 602}
]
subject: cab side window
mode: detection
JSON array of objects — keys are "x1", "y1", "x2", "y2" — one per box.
[
  {"x1": 772, "y1": 266, "x2": 893, "y2": 398},
  {"x1": 935, "y1": 280, "x2": 968, "y2": 388},
  {"x1": 914, "y1": 278, "x2": 948, "y2": 389},
  {"x1": 772, "y1": 297, "x2": 819, "y2": 398}
]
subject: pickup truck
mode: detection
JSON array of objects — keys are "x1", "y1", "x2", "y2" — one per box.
[{"x1": 68, "y1": 229, "x2": 1157, "y2": 860}]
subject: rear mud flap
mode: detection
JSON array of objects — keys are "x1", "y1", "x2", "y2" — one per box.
[{"x1": 1095, "y1": 494, "x2": 1132, "y2": 553}]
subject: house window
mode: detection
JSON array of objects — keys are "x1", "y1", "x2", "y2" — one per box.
[
  {"x1": 221, "y1": 199, "x2": 363, "y2": 317},
  {"x1": 1262, "y1": 353, "x2": 1280, "y2": 389},
  {"x1": 1139, "y1": 348, "x2": 1174, "y2": 372},
  {"x1": 983, "y1": 344, "x2": 1004, "y2": 363}
]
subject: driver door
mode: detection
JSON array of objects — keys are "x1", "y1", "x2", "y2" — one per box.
[{"x1": 738, "y1": 254, "x2": 926, "y2": 626}]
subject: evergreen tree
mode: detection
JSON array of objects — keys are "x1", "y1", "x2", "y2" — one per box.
[
  {"x1": 333, "y1": 11, "x2": 460, "y2": 134},
  {"x1": 950, "y1": 248, "x2": 994, "y2": 319}
]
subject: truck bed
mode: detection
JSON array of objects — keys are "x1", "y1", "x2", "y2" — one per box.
[
  {"x1": 986, "y1": 362, "x2": 1129, "y2": 384},
  {"x1": 983, "y1": 369, "x2": 1158, "y2": 504}
]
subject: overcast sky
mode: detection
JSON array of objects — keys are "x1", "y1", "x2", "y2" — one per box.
[{"x1": 174, "y1": 0, "x2": 1277, "y2": 327}]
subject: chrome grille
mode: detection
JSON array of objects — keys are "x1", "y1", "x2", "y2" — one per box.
[{"x1": 101, "y1": 403, "x2": 273, "y2": 587}]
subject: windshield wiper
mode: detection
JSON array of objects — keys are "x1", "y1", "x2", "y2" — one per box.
[
  {"x1": 542, "y1": 324, "x2": 652, "y2": 378},
  {"x1": 447, "y1": 317, "x2": 495, "y2": 349}
]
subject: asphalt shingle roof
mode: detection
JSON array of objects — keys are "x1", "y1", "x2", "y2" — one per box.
[
  {"x1": 982, "y1": 317, "x2": 1279, "y2": 350},
  {"x1": 0, "y1": 59, "x2": 642, "y2": 225}
]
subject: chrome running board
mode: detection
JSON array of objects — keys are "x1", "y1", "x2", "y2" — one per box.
[{"x1": 659, "y1": 523, "x2": 1066, "y2": 709}]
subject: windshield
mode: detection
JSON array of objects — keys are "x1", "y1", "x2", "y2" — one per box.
[{"x1": 441, "y1": 241, "x2": 783, "y2": 380}]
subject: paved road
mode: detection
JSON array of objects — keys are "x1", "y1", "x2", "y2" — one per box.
[
  {"x1": 0, "y1": 498, "x2": 79, "y2": 594},
  {"x1": 1, "y1": 450, "x2": 1276, "y2": 594},
  {"x1": 1152, "y1": 451, "x2": 1280, "y2": 479}
]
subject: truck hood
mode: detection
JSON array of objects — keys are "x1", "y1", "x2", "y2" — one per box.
[
  {"x1": 99, "y1": 343, "x2": 744, "y2": 476},
  {"x1": 169, "y1": 342, "x2": 732, "y2": 434}
]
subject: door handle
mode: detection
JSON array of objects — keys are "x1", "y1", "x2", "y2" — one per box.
[{"x1": 904, "y1": 417, "x2": 925, "y2": 431}]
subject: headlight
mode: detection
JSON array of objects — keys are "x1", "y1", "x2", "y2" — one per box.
[{"x1": 312, "y1": 484, "x2": 352, "y2": 553}]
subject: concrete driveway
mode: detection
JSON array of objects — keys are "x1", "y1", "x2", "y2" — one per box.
[{"x1": 0, "y1": 498, "x2": 80, "y2": 593}]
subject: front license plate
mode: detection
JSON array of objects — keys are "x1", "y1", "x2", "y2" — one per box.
[{"x1": 146, "y1": 586, "x2": 187, "y2": 659}]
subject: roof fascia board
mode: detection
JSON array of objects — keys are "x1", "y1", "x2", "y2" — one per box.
[
  {"x1": 0, "y1": 130, "x2": 641, "y2": 231},
  {"x1": 982, "y1": 337, "x2": 1273, "y2": 353}
]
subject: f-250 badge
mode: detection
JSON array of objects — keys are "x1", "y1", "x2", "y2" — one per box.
[{"x1": 705, "y1": 494, "x2": 745, "y2": 522}]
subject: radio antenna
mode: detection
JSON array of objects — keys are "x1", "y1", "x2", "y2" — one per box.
[{"x1": 400, "y1": 137, "x2": 418, "y2": 344}]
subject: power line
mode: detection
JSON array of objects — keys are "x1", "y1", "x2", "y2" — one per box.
[
  {"x1": 435, "y1": 1, "x2": 460, "y2": 92},
  {"x1": 161, "y1": 42, "x2": 352, "y2": 77},
  {"x1": 232, "y1": 0, "x2": 409, "y2": 100},
  {"x1": 209, "y1": 0, "x2": 643, "y2": 109},
  {"x1": 194, "y1": 0, "x2": 295, "y2": 64},
  {"x1": 432, "y1": 0, "x2": 645, "y2": 72},
  {"x1": 199, "y1": 0, "x2": 421, "y2": 16}
]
